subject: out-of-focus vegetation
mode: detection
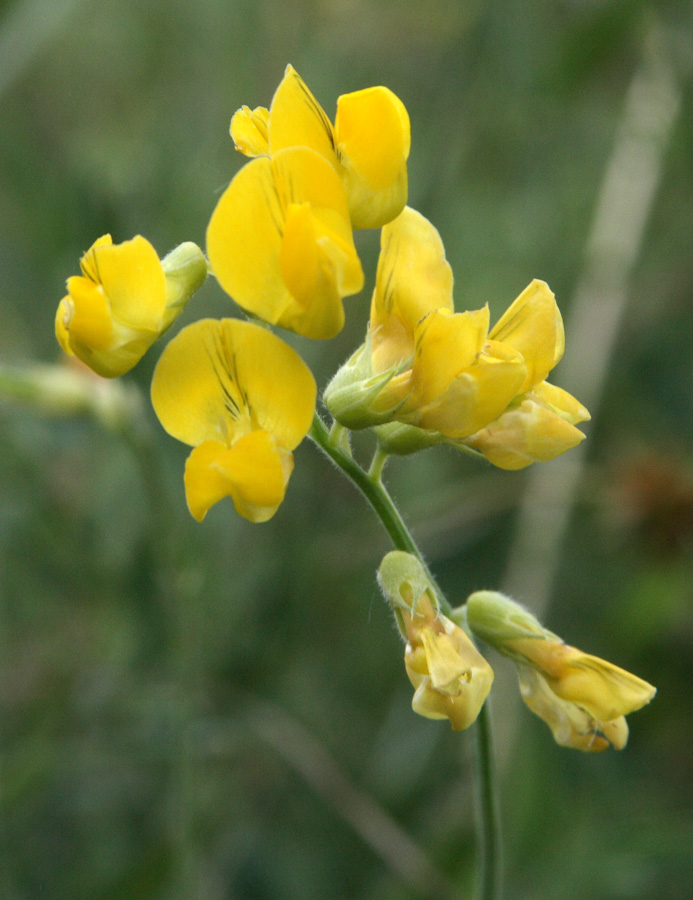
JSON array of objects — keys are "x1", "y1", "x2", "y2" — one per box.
[{"x1": 1, "y1": 0, "x2": 692, "y2": 898}]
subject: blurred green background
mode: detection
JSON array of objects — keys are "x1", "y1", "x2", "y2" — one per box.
[{"x1": 1, "y1": 0, "x2": 692, "y2": 898}]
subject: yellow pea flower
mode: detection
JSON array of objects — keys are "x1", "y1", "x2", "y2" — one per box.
[
  {"x1": 463, "y1": 382, "x2": 590, "y2": 469},
  {"x1": 207, "y1": 146, "x2": 363, "y2": 340},
  {"x1": 378, "y1": 551, "x2": 494, "y2": 731},
  {"x1": 395, "y1": 307, "x2": 528, "y2": 438},
  {"x1": 404, "y1": 593, "x2": 495, "y2": 731},
  {"x1": 150, "y1": 318, "x2": 316, "y2": 522},
  {"x1": 467, "y1": 591, "x2": 656, "y2": 751},
  {"x1": 326, "y1": 208, "x2": 528, "y2": 435},
  {"x1": 231, "y1": 64, "x2": 410, "y2": 230},
  {"x1": 323, "y1": 206, "x2": 457, "y2": 427},
  {"x1": 459, "y1": 280, "x2": 590, "y2": 467},
  {"x1": 328, "y1": 209, "x2": 588, "y2": 466},
  {"x1": 369, "y1": 205, "x2": 454, "y2": 374},
  {"x1": 55, "y1": 236, "x2": 207, "y2": 378}
]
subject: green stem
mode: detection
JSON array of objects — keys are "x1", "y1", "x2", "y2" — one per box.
[
  {"x1": 309, "y1": 413, "x2": 448, "y2": 613},
  {"x1": 308, "y1": 412, "x2": 502, "y2": 897},
  {"x1": 474, "y1": 700, "x2": 502, "y2": 900}
]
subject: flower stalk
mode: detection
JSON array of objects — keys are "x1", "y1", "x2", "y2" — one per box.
[{"x1": 308, "y1": 411, "x2": 501, "y2": 898}]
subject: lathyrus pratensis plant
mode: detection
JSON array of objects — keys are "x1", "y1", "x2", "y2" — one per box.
[{"x1": 53, "y1": 64, "x2": 656, "y2": 895}]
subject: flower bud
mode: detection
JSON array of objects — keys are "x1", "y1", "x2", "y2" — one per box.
[
  {"x1": 56, "y1": 236, "x2": 206, "y2": 378},
  {"x1": 160, "y1": 242, "x2": 209, "y2": 329},
  {"x1": 467, "y1": 590, "x2": 656, "y2": 751},
  {"x1": 378, "y1": 552, "x2": 494, "y2": 731}
]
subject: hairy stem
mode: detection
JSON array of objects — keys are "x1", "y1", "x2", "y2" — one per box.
[{"x1": 308, "y1": 411, "x2": 502, "y2": 898}]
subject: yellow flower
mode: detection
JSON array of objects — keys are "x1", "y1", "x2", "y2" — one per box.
[
  {"x1": 463, "y1": 281, "x2": 590, "y2": 468},
  {"x1": 150, "y1": 318, "x2": 316, "y2": 522},
  {"x1": 327, "y1": 207, "x2": 589, "y2": 466},
  {"x1": 326, "y1": 207, "x2": 530, "y2": 436},
  {"x1": 463, "y1": 382, "x2": 590, "y2": 469},
  {"x1": 395, "y1": 306, "x2": 528, "y2": 438},
  {"x1": 377, "y1": 551, "x2": 494, "y2": 731},
  {"x1": 403, "y1": 593, "x2": 495, "y2": 731},
  {"x1": 231, "y1": 64, "x2": 411, "y2": 230},
  {"x1": 207, "y1": 146, "x2": 363, "y2": 340},
  {"x1": 56, "y1": 236, "x2": 206, "y2": 378},
  {"x1": 467, "y1": 591, "x2": 656, "y2": 751}
]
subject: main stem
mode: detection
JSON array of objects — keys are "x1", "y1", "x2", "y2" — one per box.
[{"x1": 308, "y1": 413, "x2": 501, "y2": 899}]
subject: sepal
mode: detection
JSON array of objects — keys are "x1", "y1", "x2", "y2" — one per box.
[{"x1": 323, "y1": 334, "x2": 411, "y2": 430}]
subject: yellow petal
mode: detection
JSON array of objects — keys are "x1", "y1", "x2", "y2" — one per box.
[
  {"x1": 370, "y1": 207, "x2": 454, "y2": 372},
  {"x1": 532, "y1": 381, "x2": 591, "y2": 424},
  {"x1": 518, "y1": 666, "x2": 612, "y2": 752},
  {"x1": 420, "y1": 628, "x2": 470, "y2": 693},
  {"x1": 465, "y1": 394, "x2": 586, "y2": 469},
  {"x1": 548, "y1": 647, "x2": 657, "y2": 723},
  {"x1": 406, "y1": 643, "x2": 494, "y2": 731},
  {"x1": 54, "y1": 298, "x2": 75, "y2": 357},
  {"x1": 207, "y1": 155, "x2": 285, "y2": 324},
  {"x1": 270, "y1": 147, "x2": 362, "y2": 295},
  {"x1": 268, "y1": 64, "x2": 337, "y2": 164},
  {"x1": 278, "y1": 202, "x2": 346, "y2": 339},
  {"x1": 402, "y1": 311, "x2": 527, "y2": 438},
  {"x1": 489, "y1": 280, "x2": 565, "y2": 392},
  {"x1": 411, "y1": 308, "x2": 490, "y2": 400},
  {"x1": 151, "y1": 318, "x2": 316, "y2": 450},
  {"x1": 89, "y1": 235, "x2": 167, "y2": 332},
  {"x1": 79, "y1": 234, "x2": 113, "y2": 280},
  {"x1": 334, "y1": 86, "x2": 410, "y2": 228},
  {"x1": 230, "y1": 105, "x2": 270, "y2": 157},
  {"x1": 184, "y1": 432, "x2": 293, "y2": 523},
  {"x1": 207, "y1": 147, "x2": 362, "y2": 339},
  {"x1": 63, "y1": 276, "x2": 114, "y2": 351}
]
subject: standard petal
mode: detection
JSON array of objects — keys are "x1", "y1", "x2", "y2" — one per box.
[
  {"x1": 218, "y1": 318, "x2": 317, "y2": 449},
  {"x1": 370, "y1": 207, "x2": 454, "y2": 372},
  {"x1": 151, "y1": 318, "x2": 316, "y2": 450},
  {"x1": 489, "y1": 280, "x2": 565, "y2": 392},
  {"x1": 547, "y1": 648, "x2": 657, "y2": 722},
  {"x1": 207, "y1": 148, "x2": 362, "y2": 339},
  {"x1": 268, "y1": 64, "x2": 337, "y2": 164},
  {"x1": 334, "y1": 86, "x2": 410, "y2": 228},
  {"x1": 91, "y1": 235, "x2": 167, "y2": 332},
  {"x1": 207, "y1": 156, "x2": 287, "y2": 327}
]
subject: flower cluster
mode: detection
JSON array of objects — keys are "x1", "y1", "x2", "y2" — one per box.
[
  {"x1": 55, "y1": 65, "x2": 588, "y2": 517},
  {"x1": 52, "y1": 65, "x2": 654, "y2": 745}
]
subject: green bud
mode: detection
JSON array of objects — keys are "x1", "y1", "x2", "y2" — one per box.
[
  {"x1": 161, "y1": 242, "x2": 208, "y2": 329},
  {"x1": 377, "y1": 550, "x2": 438, "y2": 639}
]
